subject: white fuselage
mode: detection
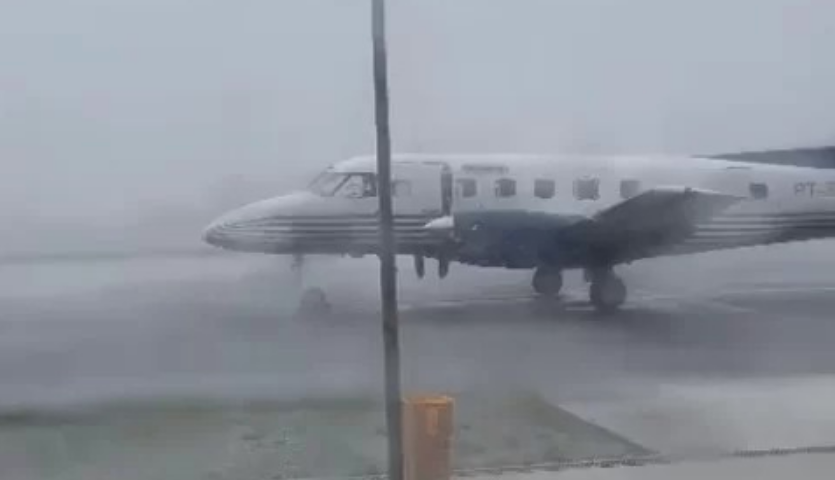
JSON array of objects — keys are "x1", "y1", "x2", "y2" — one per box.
[{"x1": 203, "y1": 153, "x2": 835, "y2": 262}]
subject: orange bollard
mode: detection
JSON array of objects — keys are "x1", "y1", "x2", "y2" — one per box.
[{"x1": 402, "y1": 395, "x2": 454, "y2": 480}]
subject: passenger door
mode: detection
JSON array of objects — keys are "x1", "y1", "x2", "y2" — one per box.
[{"x1": 390, "y1": 162, "x2": 452, "y2": 220}]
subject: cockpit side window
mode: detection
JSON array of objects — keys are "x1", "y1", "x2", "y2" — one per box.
[
  {"x1": 309, "y1": 172, "x2": 377, "y2": 198},
  {"x1": 335, "y1": 173, "x2": 377, "y2": 198}
]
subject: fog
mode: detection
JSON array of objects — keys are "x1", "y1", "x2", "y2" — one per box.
[{"x1": 1, "y1": 0, "x2": 834, "y2": 254}]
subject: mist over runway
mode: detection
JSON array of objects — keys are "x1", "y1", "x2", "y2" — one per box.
[
  {"x1": 3, "y1": 241, "x2": 835, "y2": 478},
  {"x1": 2, "y1": 242, "x2": 835, "y2": 406}
]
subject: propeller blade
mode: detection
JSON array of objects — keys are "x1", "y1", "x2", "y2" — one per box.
[
  {"x1": 438, "y1": 255, "x2": 450, "y2": 279},
  {"x1": 414, "y1": 254, "x2": 425, "y2": 279}
]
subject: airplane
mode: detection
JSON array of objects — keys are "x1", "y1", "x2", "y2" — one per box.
[{"x1": 202, "y1": 146, "x2": 835, "y2": 313}]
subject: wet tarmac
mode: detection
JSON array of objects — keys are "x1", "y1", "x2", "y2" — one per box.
[{"x1": 3, "y1": 241, "x2": 835, "y2": 478}]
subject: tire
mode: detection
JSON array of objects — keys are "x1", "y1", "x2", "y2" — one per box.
[
  {"x1": 532, "y1": 267, "x2": 563, "y2": 296},
  {"x1": 589, "y1": 274, "x2": 626, "y2": 313},
  {"x1": 298, "y1": 287, "x2": 331, "y2": 316}
]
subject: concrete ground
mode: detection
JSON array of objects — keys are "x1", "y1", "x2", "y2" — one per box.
[
  {"x1": 467, "y1": 452, "x2": 835, "y2": 480},
  {"x1": 3, "y1": 240, "x2": 835, "y2": 478}
]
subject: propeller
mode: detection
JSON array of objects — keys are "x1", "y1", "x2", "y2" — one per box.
[
  {"x1": 438, "y1": 254, "x2": 450, "y2": 279},
  {"x1": 414, "y1": 254, "x2": 425, "y2": 279},
  {"x1": 423, "y1": 215, "x2": 456, "y2": 279},
  {"x1": 424, "y1": 164, "x2": 456, "y2": 280}
]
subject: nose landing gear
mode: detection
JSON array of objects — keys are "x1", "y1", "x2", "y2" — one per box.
[
  {"x1": 297, "y1": 287, "x2": 332, "y2": 316},
  {"x1": 290, "y1": 254, "x2": 332, "y2": 317}
]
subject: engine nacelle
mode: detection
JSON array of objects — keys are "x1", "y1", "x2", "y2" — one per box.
[{"x1": 425, "y1": 210, "x2": 582, "y2": 269}]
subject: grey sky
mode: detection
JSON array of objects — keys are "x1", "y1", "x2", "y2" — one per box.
[{"x1": 1, "y1": 0, "x2": 834, "y2": 223}]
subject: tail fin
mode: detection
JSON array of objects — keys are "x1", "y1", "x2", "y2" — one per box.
[{"x1": 703, "y1": 145, "x2": 835, "y2": 169}]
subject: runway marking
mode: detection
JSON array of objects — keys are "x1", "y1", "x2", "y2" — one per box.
[
  {"x1": 633, "y1": 291, "x2": 758, "y2": 314},
  {"x1": 633, "y1": 284, "x2": 835, "y2": 312},
  {"x1": 719, "y1": 285, "x2": 835, "y2": 298},
  {"x1": 693, "y1": 299, "x2": 757, "y2": 314},
  {"x1": 401, "y1": 295, "x2": 534, "y2": 311},
  {"x1": 325, "y1": 444, "x2": 835, "y2": 480},
  {"x1": 396, "y1": 283, "x2": 835, "y2": 316},
  {"x1": 400, "y1": 298, "x2": 597, "y2": 315}
]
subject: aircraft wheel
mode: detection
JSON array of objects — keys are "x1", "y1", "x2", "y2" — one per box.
[
  {"x1": 532, "y1": 266, "x2": 563, "y2": 296},
  {"x1": 297, "y1": 287, "x2": 332, "y2": 317},
  {"x1": 589, "y1": 273, "x2": 626, "y2": 313}
]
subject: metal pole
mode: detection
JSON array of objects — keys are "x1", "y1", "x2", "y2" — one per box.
[{"x1": 370, "y1": 1, "x2": 404, "y2": 480}]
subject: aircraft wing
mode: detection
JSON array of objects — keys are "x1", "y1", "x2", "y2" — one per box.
[
  {"x1": 562, "y1": 186, "x2": 743, "y2": 263},
  {"x1": 433, "y1": 186, "x2": 742, "y2": 268}
]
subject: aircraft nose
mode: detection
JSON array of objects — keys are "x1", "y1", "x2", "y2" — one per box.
[
  {"x1": 201, "y1": 213, "x2": 242, "y2": 249},
  {"x1": 201, "y1": 192, "x2": 315, "y2": 252},
  {"x1": 202, "y1": 220, "x2": 224, "y2": 247}
]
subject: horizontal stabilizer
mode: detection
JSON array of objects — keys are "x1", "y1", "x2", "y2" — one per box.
[{"x1": 705, "y1": 146, "x2": 835, "y2": 169}]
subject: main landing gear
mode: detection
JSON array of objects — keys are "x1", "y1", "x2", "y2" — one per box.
[
  {"x1": 532, "y1": 266, "x2": 563, "y2": 296},
  {"x1": 531, "y1": 265, "x2": 627, "y2": 313},
  {"x1": 587, "y1": 267, "x2": 626, "y2": 313}
]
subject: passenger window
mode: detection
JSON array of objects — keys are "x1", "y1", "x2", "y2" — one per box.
[
  {"x1": 495, "y1": 178, "x2": 516, "y2": 198},
  {"x1": 620, "y1": 179, "x2": 641, "y2": 199},
  {"x1": 534, "y1": 179, "x2": 555, "y2": 199},
  {"x1": 573, "y1": 177, "x2": 599, "y2": 200},
  {"x1": 456, "y1": 178, "x2": 477, "y2": 198},
  {"x1": 749, "y1": 182, "x2": 768, "y2": 199},
  {"x1": 392, "y1": 179, "x2": 412, "y2": 197}
]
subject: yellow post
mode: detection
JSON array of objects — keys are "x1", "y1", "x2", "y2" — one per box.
[{"x1": 402, "y1": 395, "x2": 454, "y2": 480}]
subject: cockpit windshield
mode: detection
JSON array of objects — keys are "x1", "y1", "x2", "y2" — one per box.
[
  {"x1": 308, "y1": 172, "x2": 377, "y2": 198},
  {"x1": 308, "y1": 172, "x2": 346, "y2": 196}
]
